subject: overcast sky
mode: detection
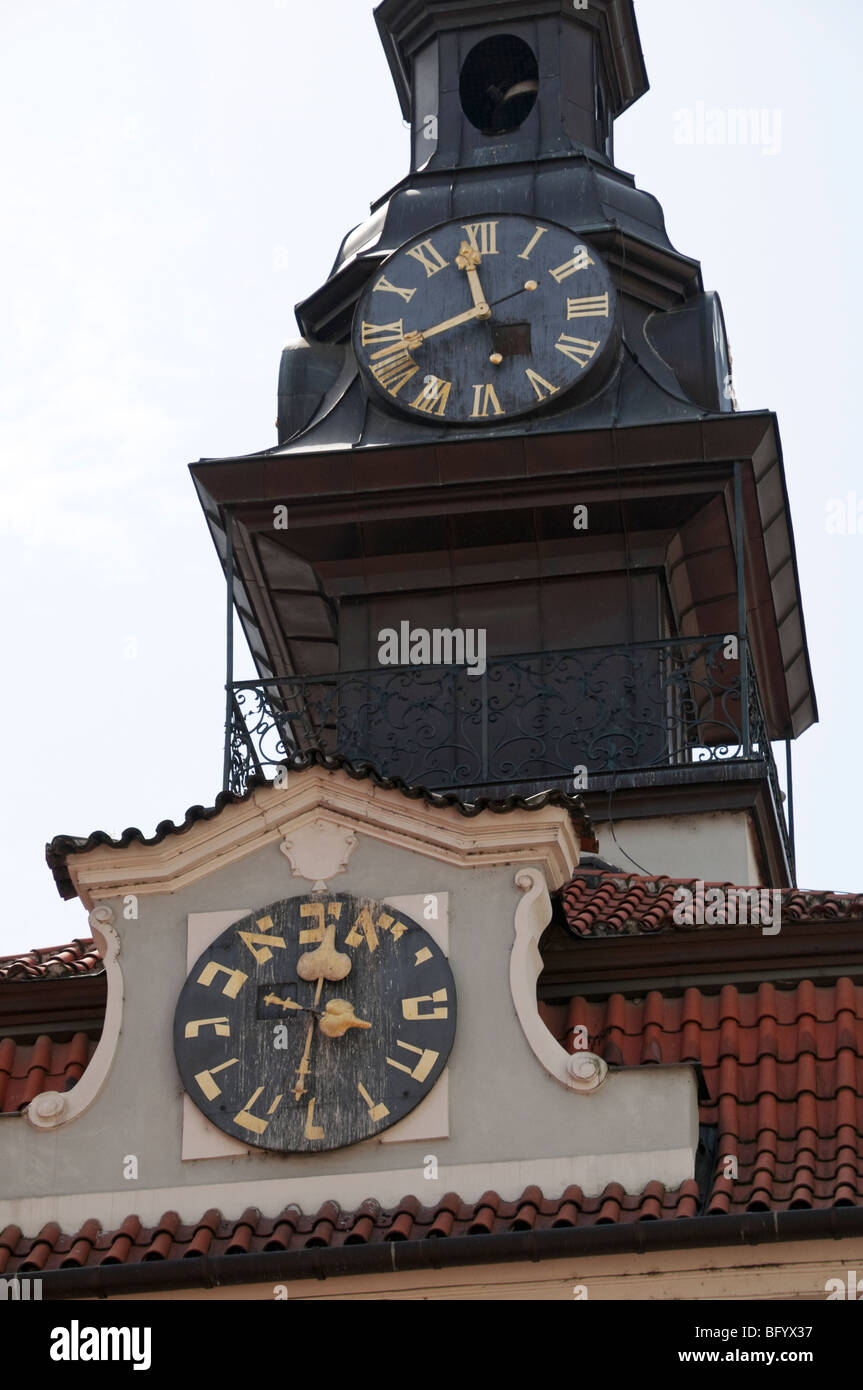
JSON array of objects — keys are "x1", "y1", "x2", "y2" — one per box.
[{"x1": 1, "y1": 0, "x2": 861, "y2": 957}]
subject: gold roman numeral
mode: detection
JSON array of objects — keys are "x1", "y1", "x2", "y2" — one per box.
[
  {"x1": 370, "y1": 343, "x2": 420, "y2": 396},
  {"x1": 374, "y1": 276, "x2": 416, "y2": 303},
  {"x1": 402, "y1": 988, "x2": 449, "y2": 1021},
  {"x1": 461, "y1": 221, "x2": 499, "y2": 255},
  {"x1": 234, "y1": 1086, "x2": 283, "y2": 1135},
  {"x1": 385, "y1": 1040, "x2": 440, "y2": 1083},
  {"x1": 567, "y1": 294, "x2": 609, "y2": 319},
  {"x1": 361, "y1": 319, "x2": 405, "y2": 346},
  {"x1": 470, "y1": 383, "x2": 505, "y2": 417},
  {"x1": 406, "y1": 239, "x2": 450, "y2": 278},
  {"x1": 518, "y1": 226, "x2": 548, "y2": 260},
  {"x1": 555, "y1": 334, "x2": 600, "y2": 368},
  {"x1": 526, "y1": 368, "x2": 559, "y2": 400},
  {"x1": 549, "y1": 247, "x2": 595, "y2": 283},
  {"x1": 411, "y1": 376, "x2": 452, "y2": 416}
]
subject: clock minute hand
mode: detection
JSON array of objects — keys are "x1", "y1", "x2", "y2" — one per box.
[
  {"x1": 403, "y1": 304, "x2": 490, "y2": 350},
  {"x1": 318, "y1": 999, "x2": 372, "y2": 1039}
]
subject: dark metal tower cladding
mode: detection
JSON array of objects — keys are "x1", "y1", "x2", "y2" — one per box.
[{"x1": 191, "y1": 0, "x2": 815, "y2": 888}]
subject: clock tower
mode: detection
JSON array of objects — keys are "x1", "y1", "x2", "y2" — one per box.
[
  {"x1": 10, "y1": 0, "x2": 853, "y2": 1310},
  {"x1": 192, "y1": 0, "x2": 814, "y2": 891}
]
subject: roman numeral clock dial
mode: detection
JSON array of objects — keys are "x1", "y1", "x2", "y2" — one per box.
[
  {"x1": 352, "y1": 214, "x2": 618, "y2": 426},
  {"x1": 173, "y1": 895, "x2": 456, "y2": 1153}
]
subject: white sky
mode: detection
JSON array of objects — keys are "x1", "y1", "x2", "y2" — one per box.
[{"x1": 1, "y1": 0, "x2": 861, "y2": 956}]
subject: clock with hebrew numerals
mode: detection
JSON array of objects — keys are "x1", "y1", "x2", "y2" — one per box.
[
  {"x1": 173, "y1": 894, "x2": 456, "y2": 1153},
  {"x1": 352, "y1": 213, "x2": 618, "y2": 425}
]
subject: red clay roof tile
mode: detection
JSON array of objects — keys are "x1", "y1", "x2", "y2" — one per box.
[
  {"x1": 0, "y1": 939, "x2": 102, "y2": 981},
  {"x1": 0, "y1": 1034, "x2": 99, "y2": 1114},
  {"x1": 544, "y1": 978, "x2": 863, "y2": 1216},
  {"x1": 558, "y1": 870, "x2": 863, "y2": 938}
]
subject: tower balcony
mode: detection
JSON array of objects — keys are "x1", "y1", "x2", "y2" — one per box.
[{"x1": 225, "y1": 633, "x2": 793, "y2": 879}]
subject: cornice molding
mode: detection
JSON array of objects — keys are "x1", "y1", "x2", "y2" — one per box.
[{"x1": 61, "y1": 769, "x2": 584, "y2": 907}]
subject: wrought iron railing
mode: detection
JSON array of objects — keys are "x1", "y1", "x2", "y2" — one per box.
[{"x1": 225, "y1": 635, "x2": 790, "y2": 853}]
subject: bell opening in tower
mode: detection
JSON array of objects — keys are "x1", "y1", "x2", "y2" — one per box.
[{"x1": 459, "y1": 34, "x2": 539, "y2": 136}]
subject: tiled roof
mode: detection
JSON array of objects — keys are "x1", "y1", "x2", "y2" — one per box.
[
  {"x1": 541, "y1": 977, "x2": 863, "y2": 1213},
  {"x1": 0, "y1": 938, "x2": 102, "y2": 981},
  {"x1": 0, "y1": 1033, "x2": 97, "y2": 1113},
  {"x1": 0, "y1": 1183, "x2": 702, "y2": 1276},
  {"x1": 557, "y1": 869, "x2": 863, "y2": 936},
  {"x1": 45, "y1": 753, "x2": 598, "y2": 899}
]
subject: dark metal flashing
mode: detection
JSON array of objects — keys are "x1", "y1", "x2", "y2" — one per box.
[
  {"x1": 34, "y1": 1204, "x2": 863, "y2": 1301},
  {"x1": 45, "y1": 750, "x2": 597, "y2": 901}
]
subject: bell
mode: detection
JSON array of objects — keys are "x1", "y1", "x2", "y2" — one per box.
[{"x1": 489, "y1": 78, "x2": 539, "y2": 132}]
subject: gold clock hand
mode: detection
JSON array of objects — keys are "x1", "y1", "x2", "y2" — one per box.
[
  {"x1": 297, "y1": 922, "x2": 351, "y2": 983},
  {"x1": 401, "y1": 304, "x2": 490, "y2": 351},
  {"x1": 291, "y1": 976, "x2": 326, "y2": 1102},
  {"x1": 318, "y1": 999, "x2": 372, "y2": 1039},
  {"x1": 263, "y1": 992, "x2": 306, "y2": 1013},
  {"x1": 456, "y1": 240, "x2": 492, "y2": 318},
  {"x1": 292, "y1": 1016, "x2": 316, "y2": 1101}
]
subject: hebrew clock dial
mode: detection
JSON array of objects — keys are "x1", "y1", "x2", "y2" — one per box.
[
  {"x1": 174, "y1": 894, "x2": 456, "y2": 1153},
  {"x1": 352, "y1": 213, "x2": 618, "y2": 425}
]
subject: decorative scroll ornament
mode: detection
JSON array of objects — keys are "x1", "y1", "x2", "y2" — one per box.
[
  {"x1": 510, "y1": 866, "x2": 608, "y2": 1093},
  {"x1": 26, "y1": 904, "x2": 123, "y2": 1130}
]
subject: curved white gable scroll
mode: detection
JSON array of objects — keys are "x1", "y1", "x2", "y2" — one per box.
[
  {"x1": 511, "y1": 867, "x2": 608, "y2": 1094},
  {"x1": 27, "y1": 904, "x2": 124, "y2": 1130}
]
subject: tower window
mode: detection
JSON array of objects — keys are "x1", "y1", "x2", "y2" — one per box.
[{"x1": 460, "y1": 35, "x2": 539, "y2": 136}]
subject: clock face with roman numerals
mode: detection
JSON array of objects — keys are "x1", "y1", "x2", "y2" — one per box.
[
  {"x1": 352, "y1": 213, "x2": 618, "y2": 426},
  {"x1": 173, "y1": 894, "x2": 456, "y2": 1154}
]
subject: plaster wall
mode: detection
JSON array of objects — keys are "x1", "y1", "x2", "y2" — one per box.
[
  {"x1": 0, "y1": 801, "x2": 698, "y2": 1229},
  {"x1": 593, "y1": 809, "x2": 762, "y2": 885}
]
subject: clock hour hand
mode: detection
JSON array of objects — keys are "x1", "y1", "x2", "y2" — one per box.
[
  {"x1": 456, "y1": 241, "x2": 491, "y2": 318},
  {"x1": 263, "y1": 992, "x2": 308, "y2": 1013}
]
